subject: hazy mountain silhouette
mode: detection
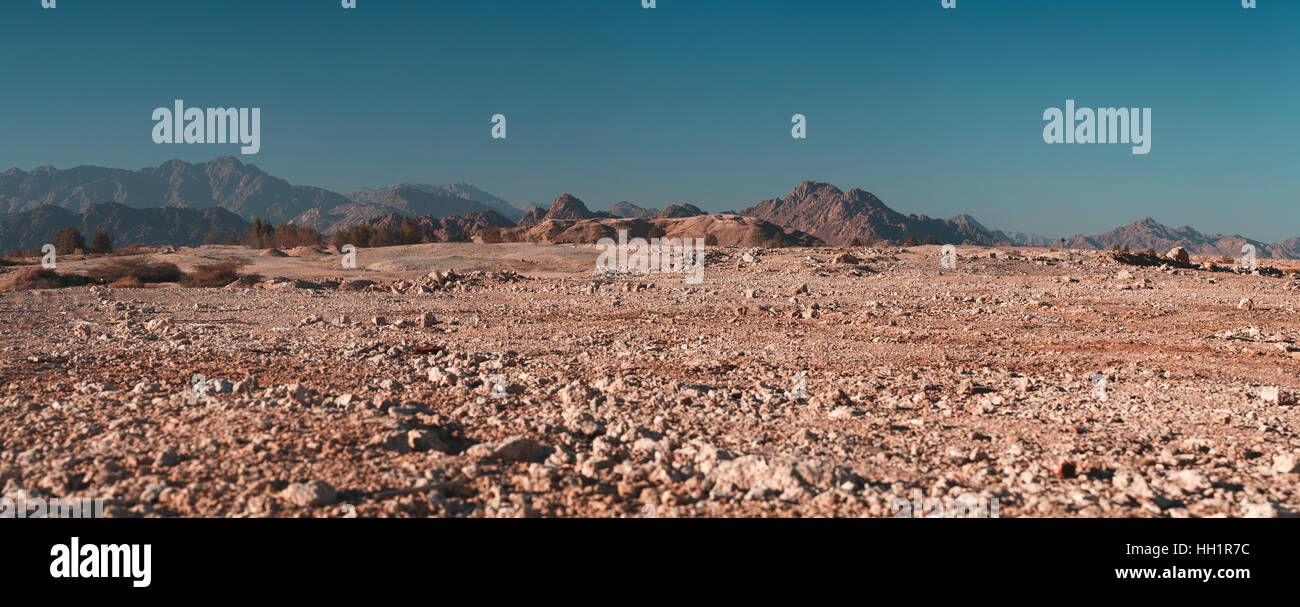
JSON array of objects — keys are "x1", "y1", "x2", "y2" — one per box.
[{"x1": 0, "y1": 202, "x2": 251, "y2": 253}]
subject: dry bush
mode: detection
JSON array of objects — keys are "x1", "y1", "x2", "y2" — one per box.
[
  {"x1": 482, "y1": 227, "x2": 528, "y2": 244},
  {"x1": 86, "y1": 257, "x2": 183, "y2": 284},
  {"x1": 181, "y1": 260, "x2": 254, "y2": 287},
  {"x1": 0, "y1": 267, "x2": 87, "y2": 291},
  {"x1": 108, "y1": 275, "x2": 145, "y2": 288}
]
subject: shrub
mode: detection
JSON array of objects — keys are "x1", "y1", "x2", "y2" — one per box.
[
  {"x1": 108, "y1": 275, "x2": 144, "y2": 288},
  {"x1": 86, "y1": 257, "x2": 183, "y2": 284},
  {"x1": 902, "y1": 236, "x2": 920, "y2": 247},
  {"x1": 0, "y1": 267, "x2": 87, "y2": 291},
  {"x1": 53, "y1": 227, "x2": 86, "y2": 255},
  {"x1": 181, "y1": 261, "x2": 248, "y2": 287},
  {"x1": 481, "y1": 227, "x2": 517, "y2": 244},
  {"x1": 90, "y1": 229, "x2": 113, "y2": 254}
]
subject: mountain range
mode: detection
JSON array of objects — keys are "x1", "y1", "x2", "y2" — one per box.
[
  {"x1": 1061, "y1": 217, "x2": 1300, "y2": 260},
  {"x1": 741, "y1": 181, "x2": 1003, "y2": 247},
  {"x1": 0, "y1": 157, "x2": 347, "y2": 223},
  {"x1": 0, "y1": 202, "x2": 250, "y2": 253},
  {"x1": 501, "y1": 194, "x2": 822, "y2": 248},
  {"x1": 2, "y1": 158, "x2": 1298, "y2": 259}
]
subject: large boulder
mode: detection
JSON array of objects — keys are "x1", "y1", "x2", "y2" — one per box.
[{"x1": 1167, "y1": 247, "x2": 1190, "y2": 264}]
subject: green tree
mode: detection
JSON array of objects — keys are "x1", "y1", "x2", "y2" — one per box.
[
  {"x1": 90, "y1": 228, "x2": 113, "y2": 254},
  {"x1": 53, "y1": 227, "x2": 86, "y2": 255}
]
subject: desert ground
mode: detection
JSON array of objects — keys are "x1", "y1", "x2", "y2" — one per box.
[{"x1": 1, "y1": 242, "x2": 1298, "y2": 518}]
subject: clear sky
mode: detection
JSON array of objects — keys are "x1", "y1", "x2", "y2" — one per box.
[{"x1": 3, "y1": 0, "x2": 1297, "y2": 240}]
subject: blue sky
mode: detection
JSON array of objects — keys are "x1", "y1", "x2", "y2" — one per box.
[{"x1": 3, "y1": 0, "x2": 1297, "y2": 240}]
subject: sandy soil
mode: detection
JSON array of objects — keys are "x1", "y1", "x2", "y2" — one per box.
[{"x1": 1, "y1": 243, "x2": 1298, "y2": 518}]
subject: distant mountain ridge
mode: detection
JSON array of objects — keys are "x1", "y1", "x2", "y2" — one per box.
[
  {"x1": 741, "y1": 181, "x2": 1002, "y2": 246},
  {"x1": 348, "y1": 182, "x2": 524, "y2": 221},
  {"x1": 4, "y1": 159, "x2": 1298, "y2": 259},
  {"x1": 1062, "y1": 217, "x2": 1292, "y2": 259},
  {"x1": 0, "y1": 157, "x2": 348, "y2": 224},
  {"x1": 608, "y1": 201, "x2": 658, "y2": 219},
  {"x1": 0, "y1": 158, "x2": 524, "y2": 233},
  {"x1": 517, "y1": 194, "x2": 616, "y2": 228},
  {"x1": 0, "y1": 202, "x2": 250, "y2": 252},
  {"x1": 948, "y1": 214, "x2": 1055, "y2": 247}
]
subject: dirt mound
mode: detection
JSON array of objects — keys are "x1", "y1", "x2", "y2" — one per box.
[
  {"x1": 285, "y1": 246, "x2": 327, "y2": 257},
  {"x1": 260, "y1": 248, "x2": 289, "y2": 257}
]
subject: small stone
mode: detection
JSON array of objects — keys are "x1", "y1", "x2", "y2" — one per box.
[
  {"x1": 371, "y1": 316, "x2": 388, "y2": 326},
  {"x1": 280, "y1": 480, "x2": 338, "y2": 507},
  {"x1": 1273, "y1": 452, "x2": 1299, "y2": 474},
  {"x1": 1260, "y1": 386, "x2": 1291, "y2": 405},
  {"x1": 153, "y1": 449, "x2": 178, "y2": 468},
  {"x1": 1049, "y1": 460, "x2": 1076, "y2": 479},
  {"x1": 466, "y1": 436, "x2": 549, "y2": 463},
  {"x1": 789, "y1": 283, "x2": 809, "y2": 296},
  {"x1": 1238, "y1": 298, "x2": 1254, "y2": 311},
  {"x1": 1242, "y1": 501, "x2": 1281, "y2": 518},
  {"x1": 1168, "y1": 470, "x2": 1210, "y2": 492}
]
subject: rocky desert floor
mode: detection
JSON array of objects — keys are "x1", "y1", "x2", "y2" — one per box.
[{"x1": 2, "y1": 242, "x2": 1299, "y2": 518}]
